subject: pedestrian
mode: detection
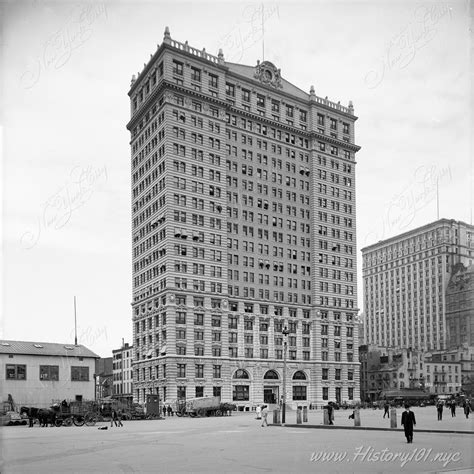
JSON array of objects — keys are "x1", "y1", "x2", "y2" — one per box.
[
  {"x1": 436, "y1": 400, "x2": 443, "y2": 421},
  {"x1": 401, "y1": 404, "x2": 416, "y2": 443},
  {"x1": 111, "y1": 409, "x2": 118, "y2": 427},
  {"x1": 26, "y1": 408, "x2": 34, "y2": 428},
  {"x1": 463, "y1": 400, "x2": 471, "y2": 419},
  {"x1": 450, "y1": 401, "x2": 456, "y2": 417},
  {"x1": 117, "y1": 409, "x2": 124, "y2": 427},
  {"x1": 162, "y1": 405, "x2": 167, "y2": 417},
  {"x1": 383, "y1": 402, "x2": 390, "y2": 419},
  {"x1": 167, "y1": 405, "x2": 173, "y2": 417},
  {"x1": 256, "y1": 405, "x2": 262, "y2": 420},
  {"x1": 327, "y1": 402, "x2": 334, "y2": 425},
  {"x1": 261, "y1": 405, "x2": 269, "y2": 427}
]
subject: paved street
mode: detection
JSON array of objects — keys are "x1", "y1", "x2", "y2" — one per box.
[
  {"x1": 1, "y1": 408, "x2": 473, "y2": 473},
  {"x1": 296, "y1": 405, "x2": 474, "y2": 432}
]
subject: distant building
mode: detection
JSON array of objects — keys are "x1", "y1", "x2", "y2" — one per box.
[
  {"x1": 359, "y1": 345, "x2": 424, "y2": 402},
  {"x1": 424, "y1": 346, "x2": 474, "y2": 396},
  {"x1": 112, "y1": 343, "x2": 133, "y2": 402},
  {"x1": 95, "y1": 357, "x2": 113, "y2": 399},
  {"x1": 362, "y1": 219, "x2": 474, "y2": 352},
  {"x1": 0, "y1": 340, "x2": 99, "y2": 408},
  {"x1": 446, "y1": 262, "x2": 474, "y2": 348}
]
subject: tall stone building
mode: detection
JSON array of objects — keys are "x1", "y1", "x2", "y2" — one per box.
[
  {"x1": 446, "y1": 262, "x2": 474, "y2": 348},
  {"x1": 362, "y1": 219, "x2": 474, "y2": 352},
  {"x1": 127, "y1": 28, "x2": 360, "y2": 407}
]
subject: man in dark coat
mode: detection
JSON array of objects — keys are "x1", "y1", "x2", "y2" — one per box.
[
  {"x1": 463, "y1": 400, "x2": 471, "y2": 419},
  {"x1": 450, "y1": 400, "x2": 456, "y2": 417},
  {"x1": 401, "y1": 404, "x2": 416, "y2": 443},
  {"x1": 383, "y1": 402, "x2": 390, "y2": 418},
  {"x1": 436, "y1": 400, "x2": 443, "y2": 421}
]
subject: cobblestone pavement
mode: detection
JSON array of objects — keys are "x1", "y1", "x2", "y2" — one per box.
[{"x1": 1, "y1": 410, "x2": 473, "y2": 473}]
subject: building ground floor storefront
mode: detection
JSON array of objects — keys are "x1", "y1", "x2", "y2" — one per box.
[{"x1": 133, "y1": 358, "x2": 360, "y2": 409}]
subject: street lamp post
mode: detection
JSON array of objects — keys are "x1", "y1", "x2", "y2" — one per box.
[{"x1": 281, "y1": 326, "x2": 290, "y2": 426}]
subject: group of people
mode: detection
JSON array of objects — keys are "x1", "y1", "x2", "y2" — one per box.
[
  {"x1": 437, "y1": 399, "x2": 471, "y2": 420},
  {"x1": 110, "y1": 409, "x2": 124, "y2": 427},
  {"x1": 162, "y1": 405, "x2": 174, "y2": 417}
]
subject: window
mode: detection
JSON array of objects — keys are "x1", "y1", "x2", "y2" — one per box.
[
  {"x1": 191, "y1": 66, "x2": 201, "y2": 82},
  {"x1": 233, "y1": 369, "x2": 249, "y2": 379},
  {"x1": 6, "y1": 364, "x2": 26, "y2": 380},
  {"x1": 213, "y1": 386, "x2": 221, "y2": 397},
  {"x1": 195, "y1": 386, "x2": 204, "y2": 397},
  {"x1": 213, "y1": 365, "x2": 221, "y2": 378},
  {"x1": 71, "y1": 366, "x2": 89, "y2": 381},
  {"x1": 172, "y1": 60, "x2": 183, "y2": 75},
  {"x1": 177, "y1": 364, "x2": 186, "y2": 378},
  {"x1": 195, "y1": 364, "x2": 204, "y2": 378},
  {"x1": 209, "y1": 74, "x2": 218, "y2": 88},
  {"x1": 257, "y1": 94, "x2": 265, "y2": 108},
  {"x1": 177, "y1": 386, "x2": 186, "y2": 399},
  {"x1": 233, "y1": 385, "x2": 249, "y2": 401},
  {"x1": 293, "y1": 371, "x2": 306, "y2": 380},
  {"x1": 226, "y1": 83, "x2": 235, "y2": 97},
  {"x1": 194, "y1": 346, "x2": 203, "y2": 356},
  {"x1": 242, "y1": 89, "x2": 250, "y2": 102},
  {"x1": 39, "y1": 365, "x2": 59, "y2": 381},
  {"x1": 264, "y1": 370, "x2": 279, "y2": 380},
  {"x1": 293, "y1": 386, "x2": 307, "y2": 400}
]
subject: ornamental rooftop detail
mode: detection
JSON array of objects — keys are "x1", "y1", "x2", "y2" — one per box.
[{"x1": 129, "y1": 27, "x2": 355, "y2": 115}]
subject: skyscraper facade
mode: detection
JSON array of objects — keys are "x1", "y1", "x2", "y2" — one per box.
[
  {"x1": 362, "y1": 219, "x2": 474, "y2": 352},
  {"x1": 128, "y1": 28, "x2": 360, "y2": 407}
]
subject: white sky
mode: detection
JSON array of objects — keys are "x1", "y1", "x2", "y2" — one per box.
[{"x1": 1, "y1": 0, "x2": 471, "y2": 357}]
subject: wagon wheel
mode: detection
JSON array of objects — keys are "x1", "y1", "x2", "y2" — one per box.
[
  {"x1": 84, "y1": 414, "x2": 96, "y2": 426},
  {"x1": 63, "y1": 417, "x2": 73, "y2": 427},
  {"x1": 54, "y1": 418, "x2": 63, "y2": 427},
  {"x1": 175, "y1": 411, "x2": 183, "y2": 417},
  {"x1": 215, "y1": 410, "x2": 222, "y2": 417},
  {"x1": 73, "y1": 416, "x2": 85, "y2": 427}
]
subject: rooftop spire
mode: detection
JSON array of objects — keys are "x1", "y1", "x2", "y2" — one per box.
[{"x1": 163, "y1": 26, "x2": 171, "y2": 44}]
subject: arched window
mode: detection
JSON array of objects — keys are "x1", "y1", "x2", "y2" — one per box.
[
  {"x1": 233, "y1": 369, "x2": 250, "y2": 379},
  {"x1": 293, "y1": 371, "x2": 307, "y2": 380},
  {"x1": 264, "y1": 370, "x2": 279, "y2": 380}
]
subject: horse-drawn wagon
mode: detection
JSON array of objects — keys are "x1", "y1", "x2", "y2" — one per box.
[{"x1": 175, "y1": 396, "x2": 235, "y2": 417}]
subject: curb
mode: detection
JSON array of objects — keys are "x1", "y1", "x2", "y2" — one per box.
[{"x1": 272, "y1": 424, "x2": 474, "y2": 435}]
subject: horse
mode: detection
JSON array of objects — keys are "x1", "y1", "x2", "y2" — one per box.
[{"x1": 20, "y1": 407, "x2": 40, "y2": 427}]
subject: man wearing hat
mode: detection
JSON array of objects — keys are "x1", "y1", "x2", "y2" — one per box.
[{"x1": 401, "y1": 404, "x2": 416, "y2": 443}]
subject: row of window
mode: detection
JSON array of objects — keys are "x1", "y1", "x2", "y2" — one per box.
[{"x1": 6, "y1": 364, "x2": 89, "y2": 381}]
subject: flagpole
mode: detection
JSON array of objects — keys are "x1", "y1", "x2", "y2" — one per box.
[{"x1": 74, "y1": 296, "x2": 78, "y2": 346}]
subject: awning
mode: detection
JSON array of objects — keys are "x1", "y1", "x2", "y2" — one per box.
[{"x1": 381, "y1": 390, "x2": 428, "y2": 399}]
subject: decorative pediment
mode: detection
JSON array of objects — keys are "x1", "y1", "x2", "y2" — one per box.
[{"x1": 254, "y1": 60, "x2": 282, "y2": 89}]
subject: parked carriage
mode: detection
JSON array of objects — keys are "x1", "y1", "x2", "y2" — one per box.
[{"x1": 52, "y1": 400, "x2": 101, "y2": 427}]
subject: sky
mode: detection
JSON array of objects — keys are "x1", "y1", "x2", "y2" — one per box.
[{"x1": 1, "y1": 0, "x2": 471, "y2": 358}]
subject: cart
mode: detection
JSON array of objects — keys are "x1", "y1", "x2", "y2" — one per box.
[{"x1": 53, "y1": 400, "x2": 99, "y2": 427}]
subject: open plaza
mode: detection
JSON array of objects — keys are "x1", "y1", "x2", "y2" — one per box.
[{"x1": 1, "y1": 407, "x2": 473, "y2": 473}]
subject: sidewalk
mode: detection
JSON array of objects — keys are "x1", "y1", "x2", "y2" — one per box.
[{"x1": 274, "y1": 406, "x2": 474, "y2": 434}]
